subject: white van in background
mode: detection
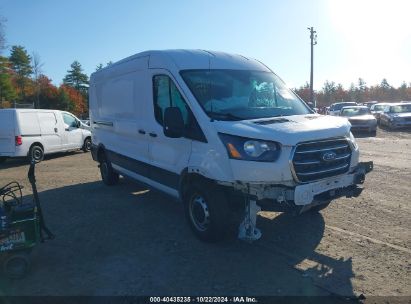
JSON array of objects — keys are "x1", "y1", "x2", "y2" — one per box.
[
  {"x1": 0, "y1": 109, "x2": 92, "y2": 163},
  {"x1": 89, "y1": 49, "x2": 372, "y2": 242}
]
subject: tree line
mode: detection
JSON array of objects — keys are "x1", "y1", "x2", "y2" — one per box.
[
  {"x1": 0, "y1": 45, "x2": 90, "y2": 117},
  {"x1": 1, "y1": 17, "x2": 410, "y2": 115},
  {"x1": 294, "y1": 78, "x2": 411, "y2": 107},
  {"x1": 0, "y1": 18, "x2": 92, "y2": 117}
]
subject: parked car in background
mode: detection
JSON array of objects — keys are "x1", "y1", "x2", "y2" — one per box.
[
  {"x1": 362, "y1": 101, "x2": 378, "y2": 108},
  {"x1": 0, "y1": 109, "x2": 92, "y2": 163},
  {"x1": 327, "y1": 102, "x2": 357, "y2": 116},
  {"x1": 379, "y1": 103, "x2": 411, "y2": 130},
  {"x1": 340, "y1": 106, "x2": 377, "y2": 135},
  {"x1": 81, "y1": 119, "x2": 90, "y2": 126},
  {"x1": 370, "y1": 102, "x2": 391, "y2": 124}
]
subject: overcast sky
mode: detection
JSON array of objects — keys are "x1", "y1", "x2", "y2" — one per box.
[{"x1": 1, "y1": 0, "x2": 410, "y2": 89}]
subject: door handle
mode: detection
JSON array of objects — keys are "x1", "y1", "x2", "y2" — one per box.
[
  {"x1": 149, "y1": 133, "x2": 157, "y2": 138},
  {"x1": 138, "y1": 129, "x2": 146, "y2": 135},
  {"x1": 54, "y1": 128, "x2": 58, "y2": 133}
]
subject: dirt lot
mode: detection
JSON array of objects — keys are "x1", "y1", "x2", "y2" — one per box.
[{"x1": 0, "y1": 128, "x2": 410, "y2": 297}]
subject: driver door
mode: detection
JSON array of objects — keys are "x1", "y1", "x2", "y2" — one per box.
[{"x1": 62, "y1": 112, "x2": 83, "y2": 149}]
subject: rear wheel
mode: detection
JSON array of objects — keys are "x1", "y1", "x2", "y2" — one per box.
[
  {"x1": 184, "y1": 181, "x2": 229, "y2": 242},
  {"x1": 82, "y1": 137, "x2": 92, "y2": 152},
  {"x1": 99, "y1": 152, "x2": 119, "y2": 186},
  {"x1": 28, "y1": 145, "x2": 44, "y2": 163},
  {"x1": 3, "y1": 252, "x2": 31, "y2": 279}
]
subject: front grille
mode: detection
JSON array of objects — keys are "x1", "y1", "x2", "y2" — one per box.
[
  {"x1": 291, "y1": 138, "x2": 352, "y2": 183},
  {"x1": 349, "y1": 120, "x2": 363, "y2": 126}
]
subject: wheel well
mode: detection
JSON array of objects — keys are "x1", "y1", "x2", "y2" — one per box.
[
  {"x1": 179, "y1": 172, "x2": 244, "y2": 212},
  {"x1": 29, "y1": 142, "x2": 44, "y2": 152},
  {"x1": 179, "y1": 172, "x2": 216, "y2": 202},
  {"x1": 96, "y1": 145, "x2": 106, "y2": 162}
]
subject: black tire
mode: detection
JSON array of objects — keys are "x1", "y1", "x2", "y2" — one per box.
[
  {"x1": 28, "y1": 145, "x2": 44, "y2": 163},
  {"x1": 82, "y1": 137, "x2": 92, "y2": 152},
  {"x1": 370, "y1": 130, "x2": 377, "y2": 137},
  {"x1": 0, "y1": 157, "x2": 7, "y2": 164},
  {"x1": 3, "y1": 252, "x2": 31, "y2": 279},
  {"x1": 309, "y1": 202, "x2": 330, "y2": 212},
  {"x1": 184, "y1": 181, "x2": 229, "y2": 242},
  {"x1": 99, "y1": 152, "x2": 119, "y2": 186}
]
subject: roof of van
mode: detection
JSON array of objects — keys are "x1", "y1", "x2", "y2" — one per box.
[
  {"x1": 92, "y1": 49, "x2": 272, "y2": 76},
  {"x1": 0, "y1": 109, "x2": 62, "y2": 113}
]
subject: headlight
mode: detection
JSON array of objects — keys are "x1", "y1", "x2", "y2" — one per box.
[{"x1": 218, "y1": 133, "x2": 281, "y2": 162}]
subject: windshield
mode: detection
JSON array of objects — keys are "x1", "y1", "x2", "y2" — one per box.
[
  {"x1": 390, "y1": 104, "x2": 411, "y2": 113},
  {"x1": 372, "y1": 104, "x2": 386, "y2": 111},
  {"x1": 331, "y1": 103, "x2": 357, "y2": 111},
  {"x1": 340, "y1": 107, "x2": 371, "y2": 117},
  {"x1": 180, "y1": 69, "x2": 312, "y2": 120}
]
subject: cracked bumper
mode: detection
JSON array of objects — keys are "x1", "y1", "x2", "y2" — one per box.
[{"x1": 256, "y1": 161, "x2": 373, "y2": 212}]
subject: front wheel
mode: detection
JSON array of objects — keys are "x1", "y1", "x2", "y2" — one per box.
[
  {"x1": 184, "y1": 181, "x2": 229, "y2": 242},
  {"x1": 3, "y1": 252, "x2": 31, "y2": 279},
  {"x1": 82, "y1": 138, "x2": 92, "y2": 152},
  {"x1": 99, "y1": 153, "x2": 119, "y2": 186}
]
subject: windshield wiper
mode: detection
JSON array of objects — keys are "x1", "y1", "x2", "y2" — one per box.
[{"x1": 206, "y1": 112, "x2": 244, "y2": 121}]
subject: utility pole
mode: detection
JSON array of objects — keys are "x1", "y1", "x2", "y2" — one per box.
[{"x1": 307, "y1": 27, "x2": 317, "y2": 107}]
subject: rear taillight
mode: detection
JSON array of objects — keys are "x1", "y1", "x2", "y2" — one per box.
[{"x1": 15, "y1": 135, "x2": 22, "y2": 146}]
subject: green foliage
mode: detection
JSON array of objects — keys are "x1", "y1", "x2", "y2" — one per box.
[
  {"x1": 0, "y1": 56, "x2": 17, "y2": 101},
  {"x1": 9, "y1": 45, "x2": 33, "y2": 100},
  {"x1": 56, "y1": 87, "x2": 74, "y2": 112},
  {"x1": 63, "y1": 60, "x2": 89, "y2": 93}
]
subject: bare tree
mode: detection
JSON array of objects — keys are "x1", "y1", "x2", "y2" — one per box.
[
  {"x1": 0, "y1": 16, "x2": 6, "y2": 53},
  {"x1": 32, "y1": 52, "x2": 44, "y2": 108}
]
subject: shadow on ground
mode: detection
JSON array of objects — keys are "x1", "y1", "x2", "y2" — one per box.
[
  {"x1": 0, "y1": 151, "x2": 83, "y2": 170},
  {"x1": 0, "y1": 179, "x2": 355, "y2": 297}
]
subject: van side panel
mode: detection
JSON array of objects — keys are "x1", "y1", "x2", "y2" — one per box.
[
  {"x1": 91, "y1": 58, "x2": 151, "y2": 174},
  {"x1": 18, "y1": 112, "x2": 41, "y2": 136},
  {"x1": 38, "y1": 111, "x2": 62, "y2": 152},
  {"x1": 0, "y1": 110, "x2": 16, "y2": 155}
]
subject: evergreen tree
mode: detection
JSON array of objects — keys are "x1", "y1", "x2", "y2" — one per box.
[
  {"x1": 57, "y1": 87, "x2": 74, "y2": 111},
  {"x1": 0, "y1": 56, "x2": 16, "y2": 102},
  {"x1": 63, "y1": 60, "x2": 89, "y2": 93},
  {"x1": 95, "y1": 63, "x2": 103, "y2": 71},
  {"x1": 9, "y1": 45, "x2": 32, "y2": 100}
]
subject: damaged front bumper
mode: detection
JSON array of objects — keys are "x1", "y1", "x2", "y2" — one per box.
[
  {"x1": 236, "y1": 162, "x2": 373, "y2": 242},
  {"x1": 230, "y1": 161, "x2": 374, "y2": 213}
]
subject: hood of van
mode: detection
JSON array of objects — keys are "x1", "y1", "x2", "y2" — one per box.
[{"x1": 212, "y1": 114, "x2": 351, "y2": 146}]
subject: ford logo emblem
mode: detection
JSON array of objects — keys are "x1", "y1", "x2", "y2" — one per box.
[{"x1": 322, "y1": 151, "x2": 337, "y2": 162}]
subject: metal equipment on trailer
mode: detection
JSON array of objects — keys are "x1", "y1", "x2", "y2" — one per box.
[{"x1": 0, "y1": 162, "x2": 54, "y2": 279}]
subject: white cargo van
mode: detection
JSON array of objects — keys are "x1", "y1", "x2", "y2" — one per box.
[
  {"x1": 0, "y1": 109, "x2": 92, "y2": 163},
  {"x1": 89, "y1": 50, "x2": 372, "y2": 242}
]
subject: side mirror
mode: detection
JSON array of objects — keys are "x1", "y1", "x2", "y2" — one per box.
[{"x1": 163, "y1": 107, "x2": 184, "y2": 138}]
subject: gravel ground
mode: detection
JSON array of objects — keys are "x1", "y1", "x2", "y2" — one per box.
[{"x1": 0, "y1": 128, "x2": 410, "y2": 298}]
